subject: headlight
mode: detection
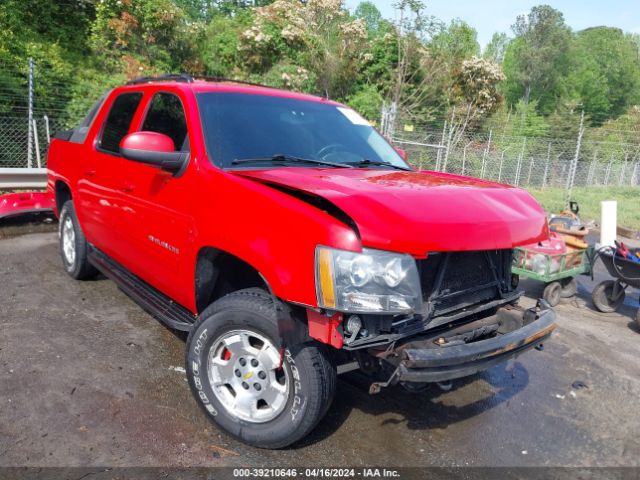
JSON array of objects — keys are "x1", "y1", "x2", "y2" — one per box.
[{"x1": 315, "y1": 246, "x2": 423, "y2": 313}]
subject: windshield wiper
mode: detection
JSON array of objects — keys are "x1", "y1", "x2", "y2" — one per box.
[
  {"x1": 346, "y1": 158, "x2": 412, "y2": 171},
  {"x1": 231, "y1": 154, "x2": 353, "y2": 169}
]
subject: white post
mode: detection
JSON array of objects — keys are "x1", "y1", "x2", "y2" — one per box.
[
  {"x1": 481, "y1": 129, "x2": 492, "y2": 179},
  {"x1": 565, "y1": 109, "x2": 584, "y2": 209},
  {"x1": 618, "y1": 155, "x2": 627, "y2": 185},
  {"x1": 43, "y1": 115, "x2": 50, "y2": 143},
  {"x1": 542, "y1": 143, "x2": 551, "y2": 188},
  {"x1": 600, "y1": 201, "x2": 617, "y2": 247},
  {"x1": 32, "y1": 119, "x2": 41, "y2": 168},
  {"x1": 515, "y1": 137, "x2": 526, "y2": 186},
  {"x1": 435, "y1": 120, "x2": 447, "y2": 172}
]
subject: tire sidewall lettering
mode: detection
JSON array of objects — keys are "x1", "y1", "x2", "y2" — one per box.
[
  {"x1": 190, "y1": 327, "x2": 217, "y2": 416},
  {"x1": 285, "y1": 349, "x2": 305, "y2": 423}
]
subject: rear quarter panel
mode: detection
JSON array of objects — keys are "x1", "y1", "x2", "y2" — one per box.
[{"x1": 46, "y1": 139, "x2": 85, "y2": 218}]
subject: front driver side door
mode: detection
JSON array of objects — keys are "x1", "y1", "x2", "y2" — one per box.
[{"x1": 113, "y1": 91, "x2": 196, "y2": 307}]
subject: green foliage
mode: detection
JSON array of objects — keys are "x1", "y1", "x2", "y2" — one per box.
[
  {"x1": 430, "y1": 19, "x2": 479, "y2": 65},
  {"x1": 354, "y1": 1, "x2": 383, "y2": 37},
  {"x1": 237, "y1": 0, "x2": 369, "y2": 99},
  {"x1": 346, "y1": 84, "x2": 383, "y2": 122},
  {"x1": 90, "y1": 0, "x2": 205, "y2": 74},
  {"x1": 1, "y1": 0, "x2": 639, "y2": 147},
  {"x1": 202, "y1": 12, "x2": 252, "y2": 76},
  {"x1": 502, "y1": 5, "x2": 572, "y2": 114},
  {"x1": 565, "y1": 27, "x2": 640, "y2": 126},
  {"x1": 483, "y1": 32, "x2": 509, "y2": 64}
]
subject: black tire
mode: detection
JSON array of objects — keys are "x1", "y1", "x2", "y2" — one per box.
[
  {"x1": 543, "y1": 281, "x2": 562, "y2": 307},
  {"x1": 511, "y1": 273, "x2": 520, "y2": 289},
  {"x1": 635, "y1": 308, "x2": 640, "y2": 330},
  {"x1": 592, "y1": 280, "x2": 625, "y2": 313},
  {"x1": 59, "y1": 201, "x2": 98, "y2": 280},
  {"x1": 560, "y1": 277, "x2": 578, "y2": 298},
  {"x1": 185, "y1": 288, "x2": 336, "y2": 449}
]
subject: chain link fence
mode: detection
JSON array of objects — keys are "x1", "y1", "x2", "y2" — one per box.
[
  {"x1": 0, "y1": 115, "x2": 65, "y2": 168},
  {"x1": 393, "y1": 128, "x2": 640, "y2": 190}
]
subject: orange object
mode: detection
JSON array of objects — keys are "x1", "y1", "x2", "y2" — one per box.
[{"x1": 561, "y1": 234, "x2": 589, "y2": 249}]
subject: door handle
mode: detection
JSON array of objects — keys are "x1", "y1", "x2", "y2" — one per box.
[
  {"x1": 84, "y1": 169, "x2": 96, "y2": 177},
  {"x1": 119, "y1": 183, "x2": 135, "y2": 193}
]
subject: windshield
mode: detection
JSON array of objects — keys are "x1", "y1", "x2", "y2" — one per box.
[{"x1": 197, "y1": 92, "x2": 409, "y2": 169}]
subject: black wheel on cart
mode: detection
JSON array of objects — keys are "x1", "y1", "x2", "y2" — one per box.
[
  {"x1": 543, "y1": 281, "x2": 562, "y2": 307},
  {"x1": 511, "y1": 274, "x2": 520, "y2": 289},
  {"x1": 634, "y1": 308, "x2": 640, "y2": 330},
  {"x1": 592, "y1": 280, "x2": 625, "y2": 313},
  {"x1": 559, "y1": 277, "x2": 578, "y2": 298}
]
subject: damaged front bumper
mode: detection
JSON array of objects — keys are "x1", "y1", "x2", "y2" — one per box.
[{"x1": 369, "y1": 301, "x2": 556, "y2": 393}]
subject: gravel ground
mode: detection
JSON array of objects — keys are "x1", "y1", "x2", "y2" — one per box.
[{"x1": 1, "y1": 232, "x2": 639, "y2": 468}]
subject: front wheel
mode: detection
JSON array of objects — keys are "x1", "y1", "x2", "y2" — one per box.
[
  {"x1": 185, "y1": 288, "x2": 336, "y2": 449},
  {"x1": 592, "y1": 280, "x2": 625, "y2": 313}
]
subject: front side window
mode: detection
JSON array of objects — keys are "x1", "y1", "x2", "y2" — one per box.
[
  {"x1": 197, "y1": 93, "x2": 408, "y2": 170},
  {"x1": 99, "y1": 92, "x2": 143, "y2": 154},
  {"x1": 141, "y1": 92, "x2": 189, "y2": 151}
]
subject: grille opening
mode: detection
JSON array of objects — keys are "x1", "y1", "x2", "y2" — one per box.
[{"x1": 418, "y1": 250, "x2": 512, "y2": 318}]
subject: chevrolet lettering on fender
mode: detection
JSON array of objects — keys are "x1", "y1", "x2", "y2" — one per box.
[{"x1": 47, "y1": 74, "x2": 555, "y2": 449}]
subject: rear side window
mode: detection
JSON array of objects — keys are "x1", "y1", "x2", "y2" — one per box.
[
  {"x1": 141, "y1": 93, "x2": 189, "y2": 151},
  {"x1": 68, "y1": 93, "x2": 108, "y2": 144},
  {"x1": 99, "y1": 92, "x2": 143, "y2": 154}
]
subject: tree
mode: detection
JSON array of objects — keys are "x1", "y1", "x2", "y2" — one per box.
[
  {"x1": 238, "y1": 0, "x2": 368, "y2": 98},
  {"x1": 483, "y1": 32, "x2": 509, "y2": 64},
  {"x1": 380, "y1": 0, "x2": 448, "y2": 127},
  {"x1": 441, "y1": 56, "x2": 505, "y2": 149},
  {"x1": 202, "y1": 11, "x2": 252, "y2": 76},
  {"x1": 566, "y1": 27, "x2": 640, "y2": 125},
  {"x1": 354, "y1": 1, "x2": 383, "y2": 37},
  {"x1": 430, "y1": 19, "x2": 479, "y2": 66},
  {"x1": 502, "y1": 5, "x2": 571, "y2": 114},
  {"x1": 90, "y1": 0, "x2": 204, "y2": 75}
]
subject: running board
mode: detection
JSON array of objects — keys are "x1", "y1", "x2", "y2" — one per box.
[{"x1": 88, "y1": 249, "x2": 196, "y2": 331}]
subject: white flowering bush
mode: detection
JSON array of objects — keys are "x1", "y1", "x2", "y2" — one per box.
[
  {"x1": 238, "y1": 0, "x2": 368, "y2": 96},
  {"x1": 456, "y1": 56, "x2": 506, "y2": 115}
]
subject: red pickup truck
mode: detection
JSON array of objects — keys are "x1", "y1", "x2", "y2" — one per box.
[{"x1": 47, "y1": 74, "x2": 555, "y2": 449}]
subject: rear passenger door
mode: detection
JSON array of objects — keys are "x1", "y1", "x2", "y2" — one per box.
[
  {"x1": 114, "y1": 91, "x2": 195, "y2": 306},
  {"x1": 78, "y1": 91, "x2": 143, "y2": 257}
]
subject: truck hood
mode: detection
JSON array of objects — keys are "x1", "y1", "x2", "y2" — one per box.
[{"x1": 233, "y1": 168, "x2": 548, "y2": 255}]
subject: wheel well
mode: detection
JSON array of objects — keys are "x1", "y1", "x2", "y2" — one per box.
[
  {"x1": 195, "y1": 247, "x2": 270, "y2": 314},
  {"x1": 55, "y1": 181, "x2": 72, "y2": 213}
]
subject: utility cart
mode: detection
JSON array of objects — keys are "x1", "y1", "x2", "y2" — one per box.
[
  {"x1": 592, "y1": 246, "x2": 640, "y2": 326},
  {"x1": 512, "y1": 246, "x2": 594, "y2": 306}
]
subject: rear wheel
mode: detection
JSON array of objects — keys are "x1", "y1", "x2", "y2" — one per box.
[
  {"x1": 186, "y1": 288, "x2": 336, "y2": 449},
  {"x1": 543, "y1": 281, "x2": 562, "y2": 307},
  {"x1": 560, "y1": 277, "x2": 578, "y2": 298},
  {"x1": 59, "y1": 201, "x2": 98, "y2": 280},
  {"x1": 592, "y1": 280, "x2": 625, "y2": 313}
]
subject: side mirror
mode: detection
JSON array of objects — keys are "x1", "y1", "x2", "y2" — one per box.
[
  {"x1": 395, "y1": 147, "x2": 408, "y2": 161},
  {"x1": 120, "y1": 132, "x2": 188, "y2": 174}
]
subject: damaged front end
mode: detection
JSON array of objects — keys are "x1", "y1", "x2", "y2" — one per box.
[
  {"x1": 368, "y1": 301, "x2": 555, "y2": 393},
  {"x1": 333, "y1": 249, "x2": 556, "y2": 392}
]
